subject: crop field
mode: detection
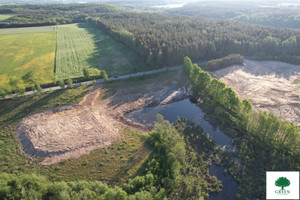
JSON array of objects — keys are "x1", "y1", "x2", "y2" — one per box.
[
  {"x1": 56, "y1": 23, "x2": 146, "y2": 79},
  {"x1": 0, "y1": 25, "x2": 56, "y2": 35},
  {"x1": 0, "y1": 32, "x2": 56, "y2": 87},
  {"x1": 0, "y1": 14, "x2": 14, "y2": 21}
]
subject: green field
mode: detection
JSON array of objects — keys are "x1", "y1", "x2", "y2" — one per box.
[
  {"x1": 56, "y1": 23, "x2": 146, "y2": 79},
  {"x1": 0, "y1": 26, "x2": 56, "y2": 35},
  {"x1": 0, "y1": 32, "x2": 56, "y2": 87},
  {"x1": 0, "y1": 14, "x2": 14, "y2": 21},
  {"x1": 0, "y1": 23, "x2": 147, "y2": 93}
]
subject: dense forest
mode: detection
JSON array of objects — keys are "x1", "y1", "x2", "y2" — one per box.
[
  {"x1": 183, "y1": 56, "x2": 300, "y2": 199},
  {"x1": 89, "y1": 12, "x2": 300, "y2": 67},
  {"x1": 0, "y1": 4, "x2": 120, "y2": 26},
  {"x1": 167, "y1": 3, "x2": 300, "y2": 29}
]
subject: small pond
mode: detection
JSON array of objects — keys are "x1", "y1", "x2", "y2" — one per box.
[{"x1": 126, "y1": 98, "x2": 238, "y2": 200}]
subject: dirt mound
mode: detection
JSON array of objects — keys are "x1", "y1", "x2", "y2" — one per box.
[{"x1": 211, "y1": 59, "x2": 300, "y2": 125}]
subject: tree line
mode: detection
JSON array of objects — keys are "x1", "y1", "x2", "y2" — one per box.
[
  {"x1": 0, "y1": 68, "x2": 109, "y2": 98},
  {"x1": 166, "y1": 3, "x2": 300, "y2": 29},
  {"x1": 183, "y1": 56, "x2": 300, "y2": 199},
  {"x1": 0, "y1": 4, "x2": 120, "y2": 27},
  {"x1": 205, "y1": 54, "x2": 244, "y2": 71}
]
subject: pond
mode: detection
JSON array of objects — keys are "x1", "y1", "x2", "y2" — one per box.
[{"x1": 126, "y1": 98, "x2": 238, "y2": 200}]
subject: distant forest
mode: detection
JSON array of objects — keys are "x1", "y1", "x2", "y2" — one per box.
[
  {"x1": 90, "y1": 12, "x2": 300, "y2": 67},
  {"x1": 167, "y1": 3, "x2": 300, "y2": 29},
  {"x1": 1, "y1": 4, "x2": 300, "y2": 68}
]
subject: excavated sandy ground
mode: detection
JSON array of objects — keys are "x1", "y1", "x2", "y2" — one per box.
[
  {"x1": 16, "y1": 71, "x2": 190, "y2": 165},
  {"x1": 211, "y1": 59, "x2": 300, "y2": 125}
]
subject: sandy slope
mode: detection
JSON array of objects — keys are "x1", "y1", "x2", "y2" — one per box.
[{"x1": 211, "y1": 59, "x2": 300, "y2": 125}]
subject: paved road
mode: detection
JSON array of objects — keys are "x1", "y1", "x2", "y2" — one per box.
[{"x1": 3, "y1": 65, "x2": 183, "y2": 100}]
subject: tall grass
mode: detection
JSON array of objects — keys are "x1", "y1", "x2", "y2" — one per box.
[{"x1": 0, "y1": 32, "x2": 56, "y2": 88}]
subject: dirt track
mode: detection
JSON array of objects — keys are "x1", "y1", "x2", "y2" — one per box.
[
  {"x1": 16, "y1": 71, "x2": 190, "y2": 165},
  {"x1": 211, "y1": 59, "x2": 300, "y2": 125}
]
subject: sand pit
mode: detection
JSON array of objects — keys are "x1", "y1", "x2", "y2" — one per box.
[
  {"x1": 16, "y1": 88, "x2": 122, "y2": 165},
  {"x1": 211, "y1": 59, "x2": 300, "y2": 125},
  {"x1": 16, "y1": 71, "x2": 190, "y2": 165}
]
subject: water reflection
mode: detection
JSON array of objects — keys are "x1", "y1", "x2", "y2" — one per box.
[
  {"x1": 126, "y1": 99, "x2": 234, "y2": 150},
  {"x1": 126, "y1": 98, "x2": 238, "y2": 200}
]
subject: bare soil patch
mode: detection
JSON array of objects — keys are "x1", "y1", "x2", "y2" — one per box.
[
  {"x1": 16, "y1": 71, "x2": 190, "y2": 165},
  {"x1": 210, "y1": 59, "x2": 300, "y2": 125}
]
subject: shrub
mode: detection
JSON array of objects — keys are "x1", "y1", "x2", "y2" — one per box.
[
  {"x1": 67, "y1": 78, "x2": 73, "y2": 89},
  {"x1": 59, "y1": 79, "x2": 65, "y2": 89}
]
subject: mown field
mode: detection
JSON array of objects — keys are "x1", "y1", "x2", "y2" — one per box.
[
  {"x1": 0, "y1": 32, "x2": 56, "y2": 88},
  {"x1": 0, "y1": 14, "x2": 14, "y2": 21},
  {"x1": 0, "y1": 25, "x2": 56, "y2": 35},
  {"x1": 56, "y1": 23, "x2": 146, "y2": 79},
  {"x1": 0, "y1": 23, "x2": 147, "y2": 94}
]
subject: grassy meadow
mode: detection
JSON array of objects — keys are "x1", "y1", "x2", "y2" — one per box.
[
  {"x1": 0, "y1": 14, "x2": 14, "y2": 21},
  {"x1": 0, "y1": 32, "x2": 56, "y2": 88},
  {"x1": 0, "y1": 25, "x2": 56, "y2": 35},
  {"x1": 56, "y1": 23, "x2": 146, "y2": 79},
  {"x1": 0, "y1": 23, "x2": 147, "y2": 94}
]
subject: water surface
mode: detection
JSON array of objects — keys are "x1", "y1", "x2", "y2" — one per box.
[
  {"x1": 126, "y1": 99, "x2": 234, "y2": 150},
  {"x1": 126, "y1": 99, "x2": 238, "y2": 199}
]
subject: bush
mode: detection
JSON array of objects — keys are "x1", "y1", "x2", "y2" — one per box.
[
  {"x1": 67, "y1": 78, "x2": 73, "y2": 89},
  {"x1": 0, "y1": 86, "x2": 7, "y2": 98},
  {"x1": 83, "y1": 67, "x2": 90, "y2": 79},
  {"x1": 206, "y1": 54, "x2": 244, "y2": 71},
  {"x1": 35, "y1": 82, "x2": 42, "y2": 92},
  {"x1": 101, "y1": 70, "x2": 109, "y2": 83},
  {"x1": 58, "y1": 79, "x2": 65, "y2": 89},
  {"x1": 93, "y1": 68, "x2": 101, "y2": 77}
]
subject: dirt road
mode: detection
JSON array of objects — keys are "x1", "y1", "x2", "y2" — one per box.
[{"x1": 211, "y1": 59, "x2": 300, "y2": 125}]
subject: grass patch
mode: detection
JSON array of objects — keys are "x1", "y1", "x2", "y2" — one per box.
[
  {"x1": 0, "y1": 32, "x2": 56, "y2": 88},
  {"x1": 0, "y1": 84, "x2": 93, "y2": 125},
  {"x1": 0, "y1": 14, "x2": 14, "y2": 21},
  {"x1": 292, "y1": 79, "x2": 300, "y2": 84},
  {"x1": 0, "y1": 25, "x2": 56, "y2": 35},
  {"x1": 40, "y1": 129, "x2": 151, "y2": 184},
  {"x1": 56, "y1": 23, "x2": 146, "y2": 79}
]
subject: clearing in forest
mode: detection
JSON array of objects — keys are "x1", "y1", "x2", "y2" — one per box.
[
  {"x1": 55, "y1": 23, "x2": 146, "y2": 79},
  {"x1": 0, "y1": 32, "x2": 56, "y2": 87}
]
